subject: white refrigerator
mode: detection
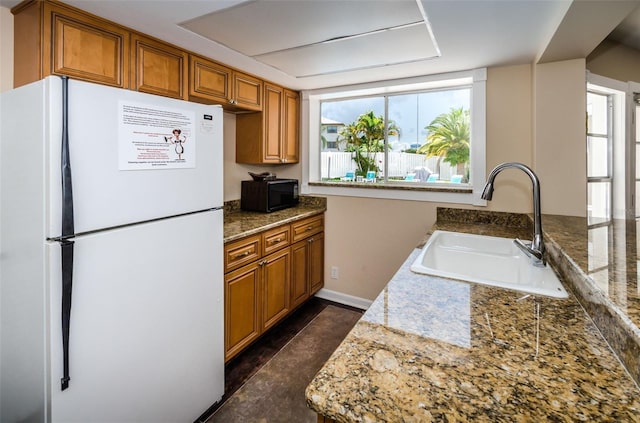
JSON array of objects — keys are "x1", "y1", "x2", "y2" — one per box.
[{"x1": 0, "y1": 76, "x2": 225, "y2": 423}]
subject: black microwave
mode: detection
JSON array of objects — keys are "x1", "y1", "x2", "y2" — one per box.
[{"x1": 241, "y1": 179, "x2": 299, "y2": 212}]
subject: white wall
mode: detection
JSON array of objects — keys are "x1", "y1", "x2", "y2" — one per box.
[
  {"x1": 484, "y1": 64, "x2": 534, "y2": 214},
  {"x1": 587, "y1": 39, "x2": 640, "y2": 83},
  {"x1": 534, "y1": 59, "x2": 587, "y2": 217}
]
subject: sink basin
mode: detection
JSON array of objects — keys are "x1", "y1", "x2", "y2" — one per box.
[{"x1": 410, "y1": 230, "x2": 568, "y2": 298}]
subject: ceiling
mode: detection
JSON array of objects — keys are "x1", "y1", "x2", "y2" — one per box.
[{"x1": 2, "y1": 0, "x2": 640, "y2": 90}]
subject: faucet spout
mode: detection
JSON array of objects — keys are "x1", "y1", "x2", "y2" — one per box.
[{"x1": 481, "y1": 162, "x2": 546, "y2": 266}]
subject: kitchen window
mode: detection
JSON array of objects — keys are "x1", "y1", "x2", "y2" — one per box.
[
  {"x1": 586, "y1": 89, "x2": 613, "y2": 225},
  {"x1": 586, "y1": 73, "x2": 627, "y2": 222},
  {"x1": 301, "y1": 69, "x2": 487, "y2": 205}
]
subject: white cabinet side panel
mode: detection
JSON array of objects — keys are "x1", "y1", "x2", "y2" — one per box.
[{"x1": 0, "y1": 79, "x2": 50, "y2": 423}]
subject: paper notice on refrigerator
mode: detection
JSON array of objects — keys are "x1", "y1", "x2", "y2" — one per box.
[{"x1": 118, "y1": 101, "x2": 196, "y2": 170}]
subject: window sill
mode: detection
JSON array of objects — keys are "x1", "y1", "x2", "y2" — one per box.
[{"x1": 304, "y1": 181, "x2": 484, "y2": 205}]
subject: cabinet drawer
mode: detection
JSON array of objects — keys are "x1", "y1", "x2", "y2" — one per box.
[
  {"x1": 291, "y1": 215, "x2": 324, "y2": 242},
  {"x1": 224, "y1": 235, "x2": 261, "y2": 272},
  {"x1": 262, "y1": 225, "x2": 290, "y2": 256}
]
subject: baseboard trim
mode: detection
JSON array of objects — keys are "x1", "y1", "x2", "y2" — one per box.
[{"x1": 314, "y1": 288, "x2": 372, "y2": 310}]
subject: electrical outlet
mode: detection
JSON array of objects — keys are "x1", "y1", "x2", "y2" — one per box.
[{"x1": 330, "y1": 266, "x2": 339, "y2": 279}]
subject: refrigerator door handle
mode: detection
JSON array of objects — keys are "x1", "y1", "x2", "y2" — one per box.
[
  {"x1": 61, "y1": 76, "x2": 75, "y2": 238},
  {"x1": 60, "y1": 240, "x2": 74, "y2": 390},
  {"x1": 60, "y1": 76, "x2": 76, "y2": 391}
]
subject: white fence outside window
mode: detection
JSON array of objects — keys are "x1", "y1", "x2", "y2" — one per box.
[{"x1": 321, "y1": 152, "x2": 457, "y2": 181}]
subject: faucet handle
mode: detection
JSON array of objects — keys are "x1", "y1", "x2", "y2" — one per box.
[{"x1": 513, "y1": 238, "x2": 546, "y2": 267}]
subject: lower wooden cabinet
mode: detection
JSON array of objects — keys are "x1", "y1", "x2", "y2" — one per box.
[
  {"x1": 290, "y1": 240, "x2": 310, "y2": 309},
  {"x1": 291, "y1": 232, "x2": 324, "y2": 309},
  {"x1": 224, "y1": 247, "x2": 291, "y2": 362},
  {"x1": 308, "y1": 232, "x2": 325, "y2": 295},
  {"x1": 261, "y1": 248, "x2": 291, "y2": 331},
  {"x1": 224, "y1": 262, "x2": 261, "y2": 361},
  {"x1": 224, "y1": 214, "x2": 324, "y2": 361}
]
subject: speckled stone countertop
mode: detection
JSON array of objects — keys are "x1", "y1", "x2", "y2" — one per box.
[
  {"x1": 223, "y1": 196, "x2": 326, "y2": 243},
  {"x1": 540, "y1": 214, "x2": 640, "y2": 389},
  {"x1": 306, "y1": 208, "x2": 640, "y2": 422}
]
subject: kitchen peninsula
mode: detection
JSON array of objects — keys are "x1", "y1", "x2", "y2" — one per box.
[{"x1": 306, "y1": 208, "x2": 640, "y2": 422}]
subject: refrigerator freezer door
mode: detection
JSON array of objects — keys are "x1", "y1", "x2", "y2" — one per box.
[
  {"x1": 47, "y1": 210, "x2": 224, "y2": 423},
  {"x1": 43, "y1": 76, "x2": 223, "y2": 238}
]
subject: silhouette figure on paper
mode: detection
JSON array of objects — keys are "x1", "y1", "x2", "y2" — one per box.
[{"x1": 165, "y1": 129, "x2": 186, "y2": 160}]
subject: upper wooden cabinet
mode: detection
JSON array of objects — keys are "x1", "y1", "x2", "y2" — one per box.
[
  {"x1": 236, "y1": 83, "x2": 300, "y2": 164},
  {"x1": 189, "y1": 55, "x2": 262, "y2": 111},
  {"x1": 13, "y1": 0, "x2": 129, "y2": 88},
  {"x1": 283, "y1": 88, "x2": 300, "y2": 164},
  {"x1": 131, "y1": 33, "x2": 188, "y2": 100},
  {"x1": 232, "y1": 71, "x2": 263, "y2": 111},
  {"x1": 12, "y1": 0, "x2": 296, "y2": 141}
]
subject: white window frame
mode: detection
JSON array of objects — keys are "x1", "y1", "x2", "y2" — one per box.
[
  {"x1": 300, "y1": 68, "x2": 487, "y2": 205},
  {"x1": 586, "y1": 72, "x2": 627, "y2": 220}
]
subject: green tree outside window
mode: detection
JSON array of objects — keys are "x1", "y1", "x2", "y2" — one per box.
[
  {"x1": 418, "y1": 107, "x2": 470, "y2": 180},
  {"x1": 338, "y1": 111, "x2": 399, "y2": 177}
]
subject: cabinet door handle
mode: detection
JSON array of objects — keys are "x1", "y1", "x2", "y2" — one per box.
[
  {"x1": 259, "y1": 260, "x2": 267, "y2": 266},
  {"x1": 234, "y1": 251, "x2": 250, "y2": 258},
  {"x1": 308, "y1": 237, "x2": 314, "y2": 243}
]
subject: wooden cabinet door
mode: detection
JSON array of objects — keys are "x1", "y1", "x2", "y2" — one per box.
[
  {"x1": 309, "y1": 233, "x2": 325, "y2": 295},
  {"x1": 131, "y1": 34, "x2": 188, "y2": 99},
  {"x1": 233, "y1": 72, "x2": 262, "y2": 111},
  {"x1": 263, "y1": 83, "x2": 284, "y2": 163},
  {"x1": 225, "y1": 262, "x2": 261, "y2": 362},
  {"x1": 261, "y1": 249, "x2": 291, "y2": 331},
  {"x1": 41, "y1": 2, "x2": 130, "y2": 88},
  {"x1": 235, "y1": 83, "x2": 299, "y2": 164},
  {"x1": 290, "y1": 240, "x2": 310, "y2": 309},
  {"x1": 283, "y1": 89, "x2": 299, "y2": 164},
  {"x1": 189, "y1": 54, "x2": 232, "y2": 104}
]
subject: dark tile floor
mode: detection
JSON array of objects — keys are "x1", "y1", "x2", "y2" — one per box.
[{"x1": 196, "y1": 297, "x2": 363, "y2": 423}]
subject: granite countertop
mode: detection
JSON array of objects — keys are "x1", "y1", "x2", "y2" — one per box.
[
  {"x1": 305, "y1": 208, "x2": 640, "y2": 422},
  {"x1": 223, "y1": 196, "x2": 326, "y2": 243}
]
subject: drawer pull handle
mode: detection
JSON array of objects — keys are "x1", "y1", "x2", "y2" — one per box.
[
  {"x1": 234, "y1": 251, "x2": 251, "y2": 258},
  {"x1": 306, "y1": 226, "x2": 314, "y2": 231},
  {"x1": 270, "y1": 237, "x2": 282, "y2": 244}
]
